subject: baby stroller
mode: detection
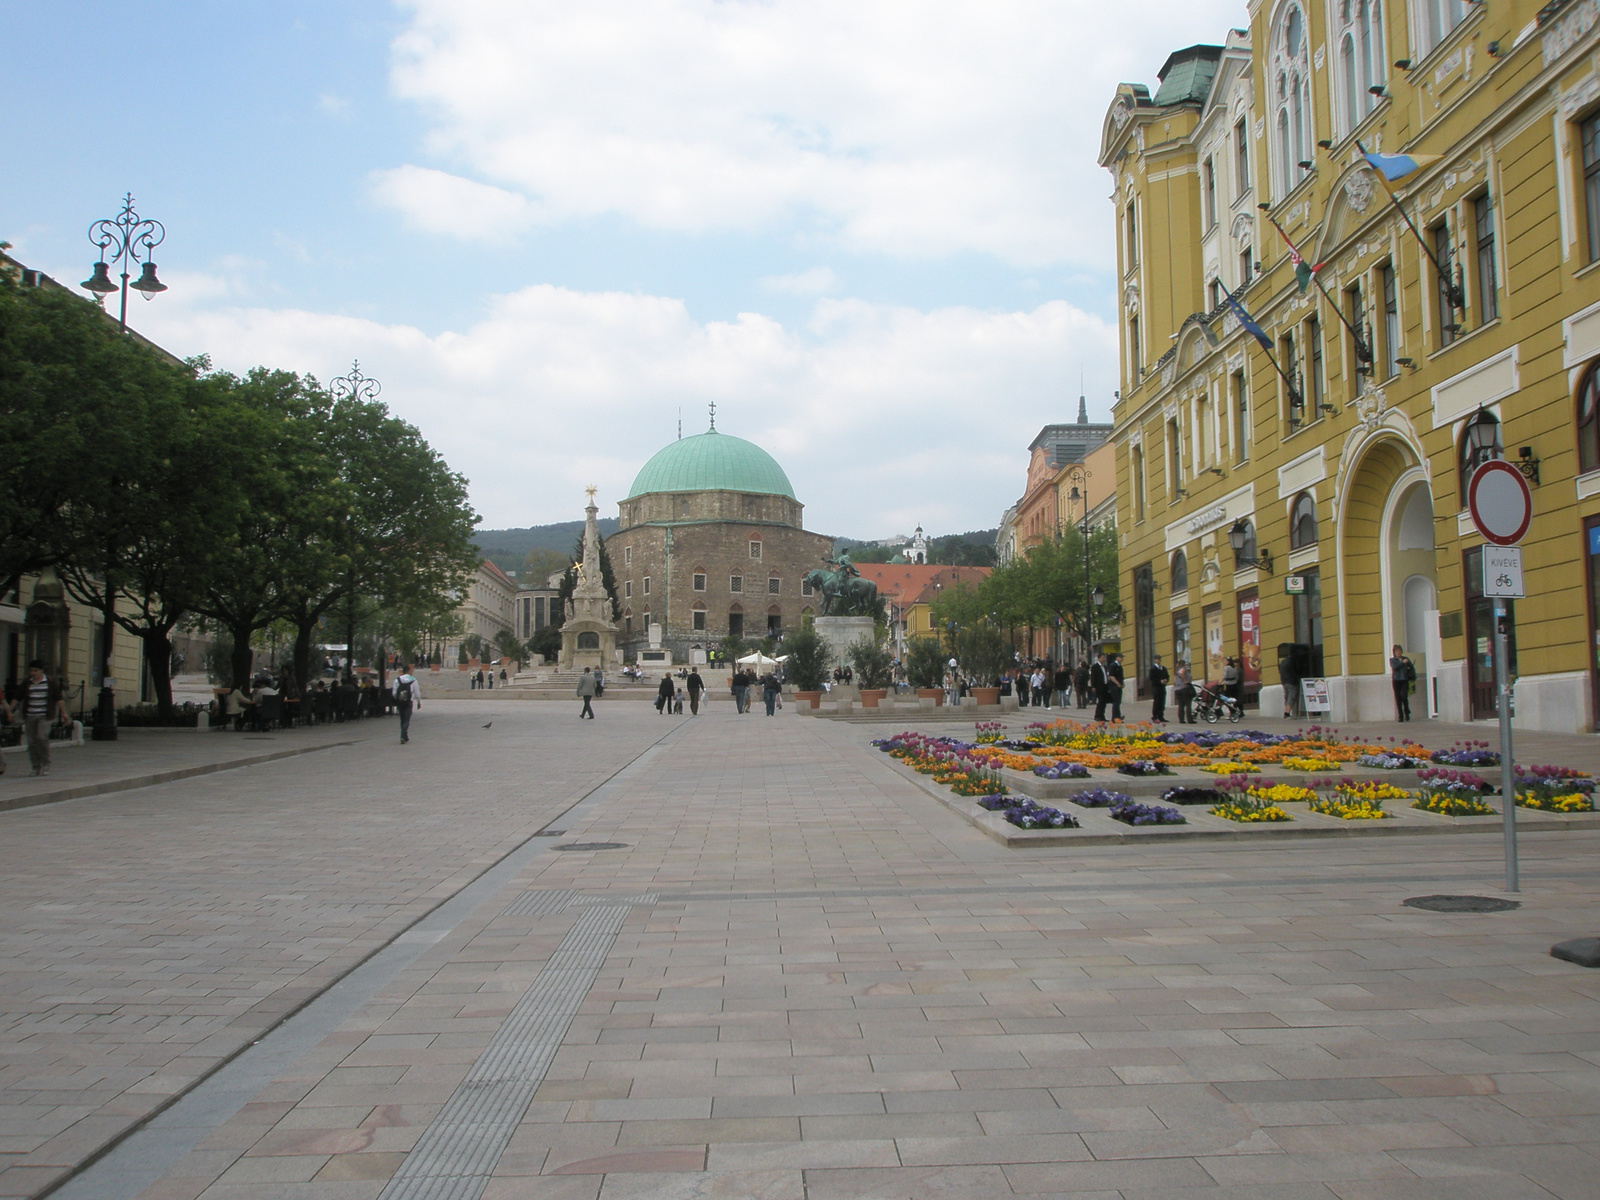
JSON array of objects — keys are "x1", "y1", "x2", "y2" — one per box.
[{"x1": 1193, "y1": 682, "x2": 1244, "y2": 723}]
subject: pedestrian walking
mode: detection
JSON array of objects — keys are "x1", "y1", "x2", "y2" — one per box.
[
  {"x1": 1107, "y1": 653, "x2": 1125, "y2": 721},
  {"x1": 1090, "y1": 653, "x2": 1110, "y2": 722},
  {"x1": 1222, "y1": 656, "x2": 1243, "y2": 708},
  {"x1": 1074, "y1": 660, "x2": 1091, "y2": 709},
  {"x1": 1147, "y1": 654, "x2": 1169, "y2": 723},
  {"x1": 732, "y1": 668, "x2": 751, "y2": 714},
  {"x1": 1389, "y1": 644, "x2": 1414, "y2": 721},
  {"x1": 392, "y1": 666, "x2": 421, "y2": 743},
  {"x1": 655, "y1": 673, "x2": 676, "y2": 715},
  {"x1": 575, "y1": 667, "x2": 598, "y2": 719},
  {"x1": 1174, "y1": 663, "x2": 1195, "y2": 723},
  {"x1": 761, "y1": 671, "x2": 781, "y2": 715},
  {"x1": 1278, "y1": 647, "x2": 1300, "y2": 719},
  {"x1": 14, "y1": 661, "x2": 69, "y2": 776},
  {"x1": 686, "y1": 668, "x2": 705, "y2": 715}
]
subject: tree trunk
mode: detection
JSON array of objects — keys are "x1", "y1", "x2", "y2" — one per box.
[
  {"x1": 292, "y1": 618, "x2": 317, "y2": 695},
  {"x1": 229, "y1": 621, "x2": 256, "y2": 690},
  {"x1": 139, "y1": 625, "x2": 177, "y2": 719}
]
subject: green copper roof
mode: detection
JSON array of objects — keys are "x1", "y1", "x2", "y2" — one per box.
[{"x1": 627, "y1": 430, "x2": 796, "y2": 499}]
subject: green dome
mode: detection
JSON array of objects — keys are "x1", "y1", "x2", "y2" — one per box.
[{"x1": 627, "y1": 430, "x2": 796, "y2": 499}]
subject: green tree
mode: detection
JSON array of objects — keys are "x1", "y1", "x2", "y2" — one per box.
[
  {"x1": 529, "y1": 625, "x2": 562, "y2": 661},
  {"x1": 904, "y1": 637, "x2": 948, "y2": 689},
  {"x1": 846, "y1": 635, "x2": 894, "y2": 690},
  {"x1": 781, "y1": 624, "x2": 830, "y2": 691},
  {"x1": 496, "y1": 626, "x2": 526, "y2": 668},
  {"x1": 522, "y1": 547, "x2": 569, "y2": 583}
]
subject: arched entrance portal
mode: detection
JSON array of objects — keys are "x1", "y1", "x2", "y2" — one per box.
[{"x1": 1341, "y1": 437, "x2": 1436, "y2": 719}]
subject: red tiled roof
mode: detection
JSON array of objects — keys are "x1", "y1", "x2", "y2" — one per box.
[{"x1": 852, "y1": 563, "x2": 991, "y2": 606}]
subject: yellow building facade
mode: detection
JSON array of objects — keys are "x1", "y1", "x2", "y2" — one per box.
[{"x1": 1103, "y1": 1, "x2": 1600, "y2": 731}]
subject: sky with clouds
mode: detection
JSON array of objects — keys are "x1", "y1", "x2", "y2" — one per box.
[{"x1": 3, "y1": 0, "x2": 1246, "y2": 539}]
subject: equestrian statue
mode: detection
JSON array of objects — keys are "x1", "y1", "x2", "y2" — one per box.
[{"x1": 803, "y1": 553, "x2": 880, "y2": 617}]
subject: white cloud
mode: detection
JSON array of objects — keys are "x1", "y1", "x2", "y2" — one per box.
[
  {"x1": 135, "y1": 282, "x2": 1115, "y2": 536},
  {"x1": 760, "y1": 266, "x2": 836, "y2": 295},
  {"x1": 369, "y1": 165, "x2": 539, "y2": 240},
  {"x1": 383, "y1": 0, "x2": 1246, "y2": 267}
]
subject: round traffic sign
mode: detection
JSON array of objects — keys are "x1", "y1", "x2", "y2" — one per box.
[{"x1": 1467, "y1": 459, "x2": 1532, "y2": 546}]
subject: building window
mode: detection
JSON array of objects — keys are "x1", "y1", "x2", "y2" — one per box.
[
  {"x1": 692, "y1": 572, "x2": 706, "y2": 591},
  {"x1": 1584, "y1": 112, "x2": 1600, "y2": 263},
  {"x1": 1434, "y1": 220, "x2": 1458, "y2": 347},
  {"x1": 1166, "y1": 417, "x2": 1182, "y2": 499},
  {"x1": 1474, "y1": 192, "x2": 1498, "y2": 323},
  {"x1": 624, "y1": 580, "x2": 632, "y2": 598},
  {"x1": 1239, "y1": 245, "x2": 1253, "y2": 285},
  {"x1": 1171, "y1": 549, "x2": 1189, "y2": 592},
  {"x1": 1381, "y1": 262, "x2": 1399, "y2": 377},
  {"x1": 801, "y1": 577, "x2": 814, "y2": 596},
  {"x1": 1126, "y1": 197, "x2": 1139, "y2": 269},
  {"x1": 1129, "y1": 314, "x2": 1142, "y2": 378},
  {"x1": 1133, "y1": 445, "x2": 1147, "y2": 520},
  {"x1": 624, "y1": 615, "x2": 633, "y2": 634},
  {"x1": 1418, "y1": 0, "x2": 1469, "y2": 59},
  {"x1": 1271, "y1": 3, "x2": 1313, "y2": 199},
  {"x1": 1232, "y1": 370, "x2": 1249, "y2": 462},
  {"x1": 768, "y1": 577, "x2": 781, "y2": 594},
  {"x1": 730, "y1": 575, "x2": 743, "y2": 592},
  {"x1": 1306, "y1": 315, "x2": 1324, "y2": 414},
  {"x1": 1334, "y1": 1, "x2": 1385, "y2": 137},
  {"x1": 728, "y1": 612, "x2": 744, "y2": 639},
  {"x1": 642, "y1": 611, "x2": 650, "y2": 630},
  {"x1": 642, "y1": 575, "x2": 650, "y2": 596},
  {"x1": 1231, "y1": 519, "x2": 1259, "y2": 568},
  {"x1": 624, "y1": 545, "x2": 632, "y2": 565},
  {"x1": 1345, "y1": 280, "x2": 1365, "y2": 385},
  {"x1": 767, "y1": 612, "x2": 782, "y2": 637},
  {"x1": 1235, "y1": 117, "x2": 1250, "y2": 191},
  {"x1": 1209, "y1": 278, "x2": 1225, "y2": 311},
  {"x1": 692, "y1": 608, "x2": 706, "y2": 631},
  {"x1": 1203, "y1": 157, "x2": 1217, "y2": 228},
  {"x1": 749, "y1": 540, "x2": 762, "y2": 559},
  {"x1": 1458, "y1": 410, "x2": 1500, "y2": 501},
  {"x1": 1289, "y1": 491, "x2": 1317, "y2": 548},
  {"x1": 1280, "y1": 329, "x2": 1301, "y2": 425},
  {"x1": 1580, "y1": 365, "x2": 1600, "y2": 475}
]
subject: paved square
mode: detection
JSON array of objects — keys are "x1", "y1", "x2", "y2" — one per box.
[{"x1": 4, "y1": 701, "x2": 1599, "y2": 1199}]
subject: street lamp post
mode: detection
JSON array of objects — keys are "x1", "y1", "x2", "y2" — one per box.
[
  {"x1": 79, "y1": 194, "x2": 170, "y2": 741},
  {"x1": 330, "y1": 362, "x2": 382, "y2": 683},
  {"x1": 1063, "y1": 465, "x2": 1094, "y2": 665}
]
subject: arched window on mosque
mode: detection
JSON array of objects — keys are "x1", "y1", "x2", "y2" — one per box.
[
  {"x1": 1335, "y1": 0, "x2": 1385, "y2": 137},
  {"x1": 1578, "y1": 364, "x2": 1600, "y2": 475},
  {"x1": 1289, "y1": 492, "x2": 1318, "y2": 549},
  {"x1": 1270, "y1": 2, "x2": 1313, "y2": 199},
  {"x1": 1171, "y1": 549, "x2": 1188, "y2": 592}
]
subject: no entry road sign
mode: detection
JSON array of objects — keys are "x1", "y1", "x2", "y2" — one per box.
[{"x1": 1467, "y1": 459, "x2": 1533, "y2": 546}]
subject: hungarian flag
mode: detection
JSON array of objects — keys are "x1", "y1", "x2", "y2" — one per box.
[{"x1": 1272, "y1": 221, "x2": 1322, "y2": 295}]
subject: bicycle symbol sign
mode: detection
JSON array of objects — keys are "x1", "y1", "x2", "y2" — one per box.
[{"x1": 1482, "y1": 546, "x2": 1525, "y2": 598}]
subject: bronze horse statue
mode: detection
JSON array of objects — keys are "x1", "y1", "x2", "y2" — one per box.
[{"x1": 803, "y1": 566, "x2": 879, "y2": 617}]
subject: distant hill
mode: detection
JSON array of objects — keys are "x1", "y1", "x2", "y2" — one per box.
[
  {"x1": 474, "y1": 520, "x2": 618, "y2": 576},
  {"x1": 475, "y1": 522, "x2": 997, "y2": 577}
]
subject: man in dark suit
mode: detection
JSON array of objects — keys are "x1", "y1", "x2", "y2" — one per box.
[
  {"x1": 1107, "y1": 653, "x2": 1125, "y2": 721},
  {"x1": 1090, "y1": 652, "x2": 1110, "y2": 722},
  {"x1": 1147, "y1": 654, "x2": 1169, "y2": 723}
]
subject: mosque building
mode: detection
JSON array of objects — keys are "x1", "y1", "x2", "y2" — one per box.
[{"x1": 607, "y1": 414, "x2": 834, "y2": 663}]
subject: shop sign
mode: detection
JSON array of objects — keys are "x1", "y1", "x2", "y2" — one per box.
[
  {"x1": 1285, "y1": 575, "x2": 1306, "y2": 594},
  {"x1": 1300, "y1": 677, "x2": 1331, "y2": 712}
]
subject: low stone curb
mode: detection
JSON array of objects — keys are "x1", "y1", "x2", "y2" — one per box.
[
  {"x1": 0, "y1": 740, "x2": 354, "y2": 814},
  {"x1": 870, "y1": 750, "x2": 1598, "y2": 848}
]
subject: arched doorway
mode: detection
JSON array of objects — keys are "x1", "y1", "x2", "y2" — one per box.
[{"x1": 1341, "y1": 436, "x2": 1436, "y2": 716}]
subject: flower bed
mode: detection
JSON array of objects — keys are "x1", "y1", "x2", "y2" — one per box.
[
  {"x1": 1068, "y1": 788, "x2": 1132, "y2": 808},
  {"x1": 1108, "y1": 798, "x2": 1186, "y2": 825},
  {"x1": 1211, "y1": 796, "x2": 1293, "y2": 822},
  {"x1": 1307, "y1": 795, "x2": 1393, "y2": 820},
  {"x1": 1281, "y1": 756, "x2": 1340, "y2": 772},
  {"x1": 998, "y1": 798, "x2": 1080, "y2": 829},
  {"x1": 1200, "y1": 761, "x2": 1258, "y2": 774},
  {"x1": 1160, "y1": 785, "x2": 1229, "y2": 806},
  {"x1": 1357, "y1": 752, "x2": 1428, "y2": 769},
  {"x1": 1325, "y1": 779, "x2": 1412, "y2": 802},
  {"x1": 1032, "y1": 762, "x2": 1090, "y2": 779},
  {"x1": 1515, "y1": 791, "x2": 1595, "y2": 812},
  {"x1": 1245, "y1": 783, "x2": 1317, "y2": 804},
  {"x1": 1413, "y1": 792, "x2": 1495, "y2": 816},
  {"x1": 1117, "y1": 759, "x2": 1173, "y2": 777},
  {"x1": 974, "y1": 721, "x2": 1006, "y2": 744},
  {"x1": 1429, "y1": 740, "x2": 1499, "y2": 766},
  {"x1": 1416, "y1": 767, "x2": 1493, "y2": 795}
]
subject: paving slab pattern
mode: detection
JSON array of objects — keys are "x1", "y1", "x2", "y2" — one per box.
[{"x1": 4, "y1": 705, "x2": 1600, "y2": 1199}]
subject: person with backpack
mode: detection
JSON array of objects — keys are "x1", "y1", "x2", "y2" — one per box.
[
  {"x1": 392, "y1": 665, "x2": 421, "y2": 744},
  {"x1": 1389, "y1": 644, "x2": 1415, "y2": 721}
]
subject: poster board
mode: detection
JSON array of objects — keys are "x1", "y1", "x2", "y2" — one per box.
[{"x1": 1300, "y1": 677, "x2": 1331, "y2": 713}]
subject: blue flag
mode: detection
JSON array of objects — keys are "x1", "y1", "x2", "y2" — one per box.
[{"x1": 1225, "y1": 290, "x2": 1273, "y2": 352}]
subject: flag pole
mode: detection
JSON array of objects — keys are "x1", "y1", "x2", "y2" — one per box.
[
  {"x1": 1355, "y1": 141, "x2": 1465, "y2": 311},
  {"x1": 1258, "y1": 205, "x2": 1374, "y2": 368},
  {"x1": 1213, "y1": 290, "x2": 1306, "y2": 419}
]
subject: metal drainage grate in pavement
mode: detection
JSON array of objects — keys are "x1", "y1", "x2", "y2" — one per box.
[
  {"x1": 1404, "y1": 894, "x2": 1521, "y2": 913},
  {"x1": 552, "y1": 841, "x2": 628, "y2": 851}
]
